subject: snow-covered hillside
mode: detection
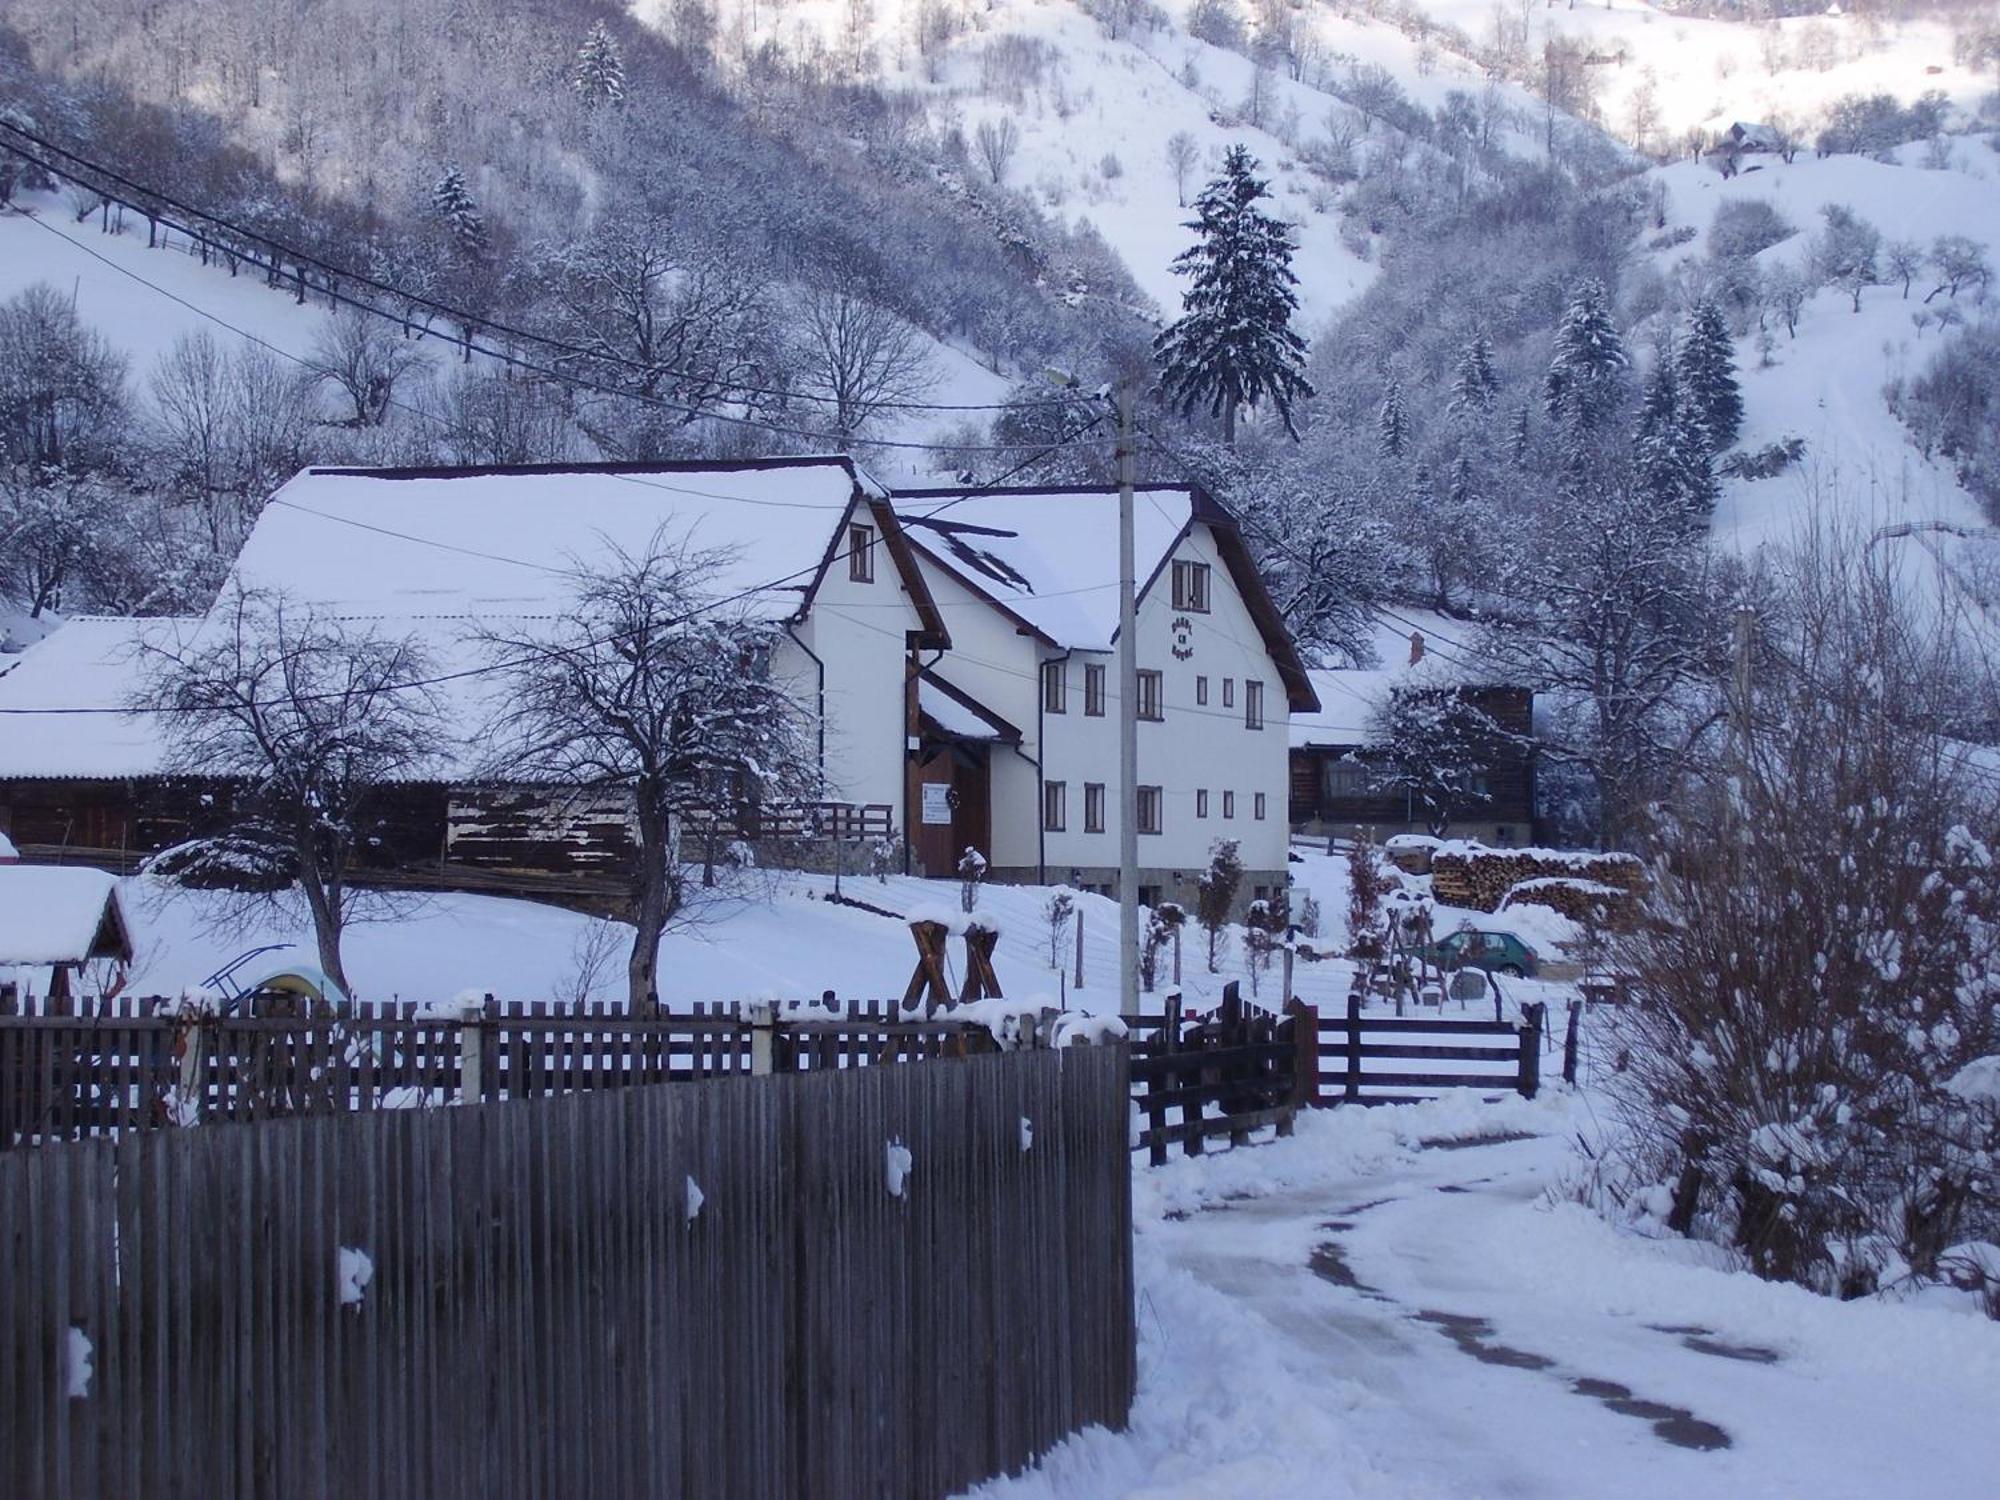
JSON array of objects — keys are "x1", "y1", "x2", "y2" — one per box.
[{"x1": 1638, "y1": 135, "x2": 1999, "y2": 579}]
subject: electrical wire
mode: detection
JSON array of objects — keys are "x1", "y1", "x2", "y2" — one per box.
[{"x1": 0, "y1": 117, "x2": 1082, "y2": 418}]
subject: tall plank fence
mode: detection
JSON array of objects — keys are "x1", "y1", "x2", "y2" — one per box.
[{"x1": 0, "y1": 1047, "x2": 1135, "y2": 1500}]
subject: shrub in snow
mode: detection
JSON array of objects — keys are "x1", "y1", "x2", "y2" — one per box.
[
  {"x1": 1605, "y1": 537, "x2": 2000, "y2": 1308},
  {"x1": 1139, "y1": 902, "x2": 1185, "y2": 992},
  {"x1": 1042, "y1": 887, "x2": 1077, "y2": 970},
  {"x1": 1345, "y1": 835, "x2": 1390, "y2": 962},
  {"x1": 1195, "y1": 840, "x2": 1244, "y2": 973},
  {"x1": 957, "y1": 847, "x2": 987, "y2": 914}
]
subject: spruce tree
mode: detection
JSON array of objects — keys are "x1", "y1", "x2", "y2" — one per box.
[
  {"x1": 1448, "y1": 331, "x2": 1499, "y2": 417},
  {"x1": 572, "y1": 21, "x2": 628, "y2": 109},
  {"x1": 1378, "y1": 377, "x2": 1409, "y2": 459},
  {"x1": 1636, "y1": 339, "x2": 1717, "y2": 518},
  {"x1": 1154, "y1": 145, "x2": 1313, "y2": 442},
  {"x1": 431, "y1": 166, "x2": 488, "y2": 261},
  {"x1": 1543, "y1": 279, "x2": 1629, "y2": 435},
  {"x1": 1677, "y1": 300, "x2": 1742, "y2": 450}
]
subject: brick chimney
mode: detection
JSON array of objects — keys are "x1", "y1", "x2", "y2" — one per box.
[{"x1": 1408, "y1": 630, "x2": 1426, "y2": 667}]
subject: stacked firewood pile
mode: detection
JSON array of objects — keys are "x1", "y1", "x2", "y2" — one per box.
[
  {"x1": 1432, "y1": 845, "x2": 1645, "y2": 913},
  {"x1": 1498, "y1": 876, "x2": 1635, "y2": 927}
]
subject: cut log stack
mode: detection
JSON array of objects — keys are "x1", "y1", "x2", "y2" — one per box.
[
  {"x1": 1500, "y1": 877, "x2": 1635, "y2": 927},
  {"x1": 1431, "y1": 846, "x2": 1645, "y2": 913}
]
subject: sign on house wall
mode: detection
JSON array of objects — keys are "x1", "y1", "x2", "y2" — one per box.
[{"x1": 921, "y1": 783, "x2": 953, "y2": 825}]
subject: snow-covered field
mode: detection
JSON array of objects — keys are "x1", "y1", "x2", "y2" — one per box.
[{"x1": 965, "y1": 1089, "x2": 2000, "y2": 1499}]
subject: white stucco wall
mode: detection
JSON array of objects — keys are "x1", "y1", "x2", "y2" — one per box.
[
  {"x1": 784, "y1": 504, "x2": 920, "y2": 816},
  {"x1": 906, "y1": 521, "x2": 1294, "y2": 896}
]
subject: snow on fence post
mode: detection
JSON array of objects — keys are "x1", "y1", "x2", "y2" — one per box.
[
  {"x1": 1563, "y1": 1000, "x2": 1582, "y2": 1087},
  {"x1": 1518, "y1": 1003, "x2": 1545, "y2": 1099},
  {"x1": 1281, "y1": 928, "x2": 1296, "y2": 1005},
  {"x1": 457, "y1": 993, "x2": 493, "y2": 1106},
  {"x1": 747, "y1": 1001, "x2": 776, "y2": 1077},
  {"x1": 1073, "y1": 908, "x2": 1085, "y2": 991}
]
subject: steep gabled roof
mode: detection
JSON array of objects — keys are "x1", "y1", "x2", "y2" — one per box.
[
  {"x1": 0, "y1": 617, "x2": 176, "y2": 779},
  {"x1": 889, "y1": 484, "x2": 1318, "y2": 712}
]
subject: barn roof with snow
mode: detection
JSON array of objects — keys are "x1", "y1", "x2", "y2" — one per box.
[
  {"x1": 889, "y1": 483, "x2": 1317, "y2": 711},
  {"x1": 239, "y1": 457, "x2": 932, "y2": 628},
  {"x1": 0, "y1": 617, "x2": 180, "y2": 779},
  {"x1": 1291, "y1": 611, "x2": 1481, "y2": 748}
]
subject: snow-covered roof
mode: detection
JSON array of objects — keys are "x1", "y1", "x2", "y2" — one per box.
[
  {"x1": 891, "y1": 486, "x2": 1196, "y2": 650},
  {"x1": 918, "y1": 670, "x2": 1020, "y2": 743},
  {"x1": 1291, "y1": 611, "x2": 1480, "y2": 748},
  {"x1": 0, "y1": 617, "x2": 177, "y2": 779},
  {"x1": 0, "y1": 866, "x2": 133, "y2": 964},
  {"x1": 890, "y1": 483, "x2": 1317, "y2": 711},
  {"x1": 235, "y1": 458, "x2": 883, "y2": 624}
]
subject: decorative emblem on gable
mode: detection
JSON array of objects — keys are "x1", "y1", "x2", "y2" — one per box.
[{"x1": 1170, "y1": 615, "x2": 1195, "y2": 662}]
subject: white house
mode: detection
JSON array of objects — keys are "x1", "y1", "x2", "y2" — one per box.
[{"x1": 879, "y1": 483, "x2": 1318, "y2": 912}]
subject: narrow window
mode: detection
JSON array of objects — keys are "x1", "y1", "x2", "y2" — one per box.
[
  {"x1": 1245, "y1": 679, "x2": 1265, "y2": 730},
  {"x1": 1083, "y1": 662, "x2": 1106, "y2": 716},
  {"x1": 1195, "y1": 675, "x2": 1209, "y2": 706},
  {"x1": 1042, "y1": 660, "x2": 1066, "y2": 714},
  {"x1": 1196, "y1": 789, "x2": 1209, "y2": 818},
  {"x1": 1043, "y1": 780, "x2": 1066, "y2": 832},
  {"x1": 1222, "y1": 677, "x2": 1235, "y2": 709},
  {"x1": 1084, "y1": 782, "x2": 1105, "y2": 833},
  {"x1": 847, "y1": 523, "x2": 874, "y2": 582},
  {"x1": 1136, "y1": 670, "x2": 1163, "y2": 722},
  {"x1": 1136, "y1": 785, "x2": 1163, "y2": 835},
  {"x1": 1254, "y1": 792, "x2": 1267, "y2": 820},
  {"x1": 1222, "y1": 790, "x2": 1236, "y2": 819},
  {"x1": 1171, "y1": 560, "x2": 1212, "y2": 612}
]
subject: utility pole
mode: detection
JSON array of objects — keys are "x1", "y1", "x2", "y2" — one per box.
[{"x1": 1116, "y1": 380, "x2": 1141, "y2": 1019}]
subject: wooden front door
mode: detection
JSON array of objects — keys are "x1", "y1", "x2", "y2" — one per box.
[{"x1": 912, "y1": 747, "x2": 991, "y2": 880}]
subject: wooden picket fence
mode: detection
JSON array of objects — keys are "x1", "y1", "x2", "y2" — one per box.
[
  {"x1": 0, "y1": 998, "x2": 1026, "y2": 1148},
  {"x1": 0, "y1": 1046, "x2": 1135, "y2": 1500}
]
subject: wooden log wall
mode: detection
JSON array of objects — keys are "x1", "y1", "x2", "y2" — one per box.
[{"x1": 0, "y1": 1048, "x2": 1135, "y2": 1500}]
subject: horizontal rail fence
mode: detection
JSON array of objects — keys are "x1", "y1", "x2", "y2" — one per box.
[
  {"x1": 1, "y1": 1046, "x2": 1136, "y2": 1500},
  {"x1": 1124, "y1": 986, "x2": 1318, "y2": 1164},
  {"x1": 1316, "y1": 995, "x2": 1546, "y2": 1106},
  {"x1": 0, "y1": 999, "x2": 1031, "y2": 1149}
]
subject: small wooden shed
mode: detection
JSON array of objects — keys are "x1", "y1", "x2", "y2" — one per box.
[{"x1": 0, "y1": 866, "x2": 135, "y2": 1013}]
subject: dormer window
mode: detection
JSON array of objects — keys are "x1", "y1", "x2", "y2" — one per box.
[
  {"x1": 1172, "y1": 560, "x2": 1211, "y2": 613},
  {"x1": 848, "y1": 524, "x2": 875, "y2": 582}
]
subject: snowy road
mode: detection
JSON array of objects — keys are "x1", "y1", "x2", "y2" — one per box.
[{"x1": 970, "y1": 1097, "x2": 2000, "y2": 1499}]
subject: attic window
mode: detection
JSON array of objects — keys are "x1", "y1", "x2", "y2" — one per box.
[
  {"x1": 1172, "y1": 560, "x2": 1211, "y2": 613},
  {"x1": 848, "y1": 524, "x2": 875, "y2": 583}
]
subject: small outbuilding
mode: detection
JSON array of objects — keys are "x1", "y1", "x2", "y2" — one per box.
[{"x1": 0, "y1": 865, "x2": 135, "y2": 1013}]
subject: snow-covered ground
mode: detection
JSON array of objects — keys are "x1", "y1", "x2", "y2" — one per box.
[{"x1": 965, "y1": 1089, "x2": 2000, "y2": 1499}]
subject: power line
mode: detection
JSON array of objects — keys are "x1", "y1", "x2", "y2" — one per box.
[
  {"x1": 0, "y1": 117, "x2": 1079, "y2": 419},
  {"x1": 10, "y1": 203, "x2": 1106, "y2": 457}
]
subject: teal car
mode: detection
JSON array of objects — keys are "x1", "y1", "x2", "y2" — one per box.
[{"x1": 1420, "y1": 928, "x2": 1539, "y2": 979}]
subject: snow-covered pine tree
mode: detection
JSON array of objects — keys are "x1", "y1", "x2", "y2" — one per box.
[
  {"x1": 1677, "y1": 300, "x2": 1742, "y2": 451},
  {"x1": 1638, "y1": 337, "x2": 1720, "y2": 519},
  {"x1": 1154, "y1": 145, "x2": 1314, "y2": 442},
  {"x1": 572, "y1": 20, "x2": 628, "y2": 109},
  {"x1": 1542, "y1": 278, "x2": 1629, "y2": 434},
  {"x1": 1377, "y1": 376, "x2": 1409, "y2": 458},
  {"x1": 430, "y1": 166, "x2": 488, "y2": 261},
  {"x1": 1448, "y1": 331, "x2": 1499, "y2": 417}
]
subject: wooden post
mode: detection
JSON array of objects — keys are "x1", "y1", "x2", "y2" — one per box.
[
  {"x1": 903, "y1": 921, "x2": 954, "y2": 1016},
  {"x1": 747, "y1": 1000, "x2": 776, "y2": 1077},
  {"x1": 1518, "y1": 1002, "x2": 1545, "y2": 1099},
  {"x1": 1563, "y1": 999, "x2": 1582, "y2": 1087},
  {"x1": 1172, "y1": 928, "x2": 1182, "y2": 987},
  {"x1": 1282, "y1": 928, "x2": 1296, "y2": 1005},
  {"x1": 1285, "y1": 998, "x2": 1319, "y2": 1116},
  {"x1": 456, "y1": 994, "x2": 490, "y2": 1105},
  {"x1": 1074, "y1": 908, "x2": 1085, "y2": 990},
  {"x1": 1343, "y1": 990, "x2": 1363, "y2": 1104}
]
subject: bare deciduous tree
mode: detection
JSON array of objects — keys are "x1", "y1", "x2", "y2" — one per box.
[
  {"x1": 792, "y1": 283, "x2": 936, "y2": 445},
  {"x1": 309, "y1": 306, "x2": 430, "y2": 427},
  {"x1": 974, "y1": 117, "x2": 1020, "y2": 185},
  {"x1": 476, "y1": 535, "x2": 818, "y2": 1010},
  {"x1": 134, "y1": 589, "x2": 444, "y2": 996},
  {"x1": 1165, "y1": 131, "x2": 1199, "y2": 208}
]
